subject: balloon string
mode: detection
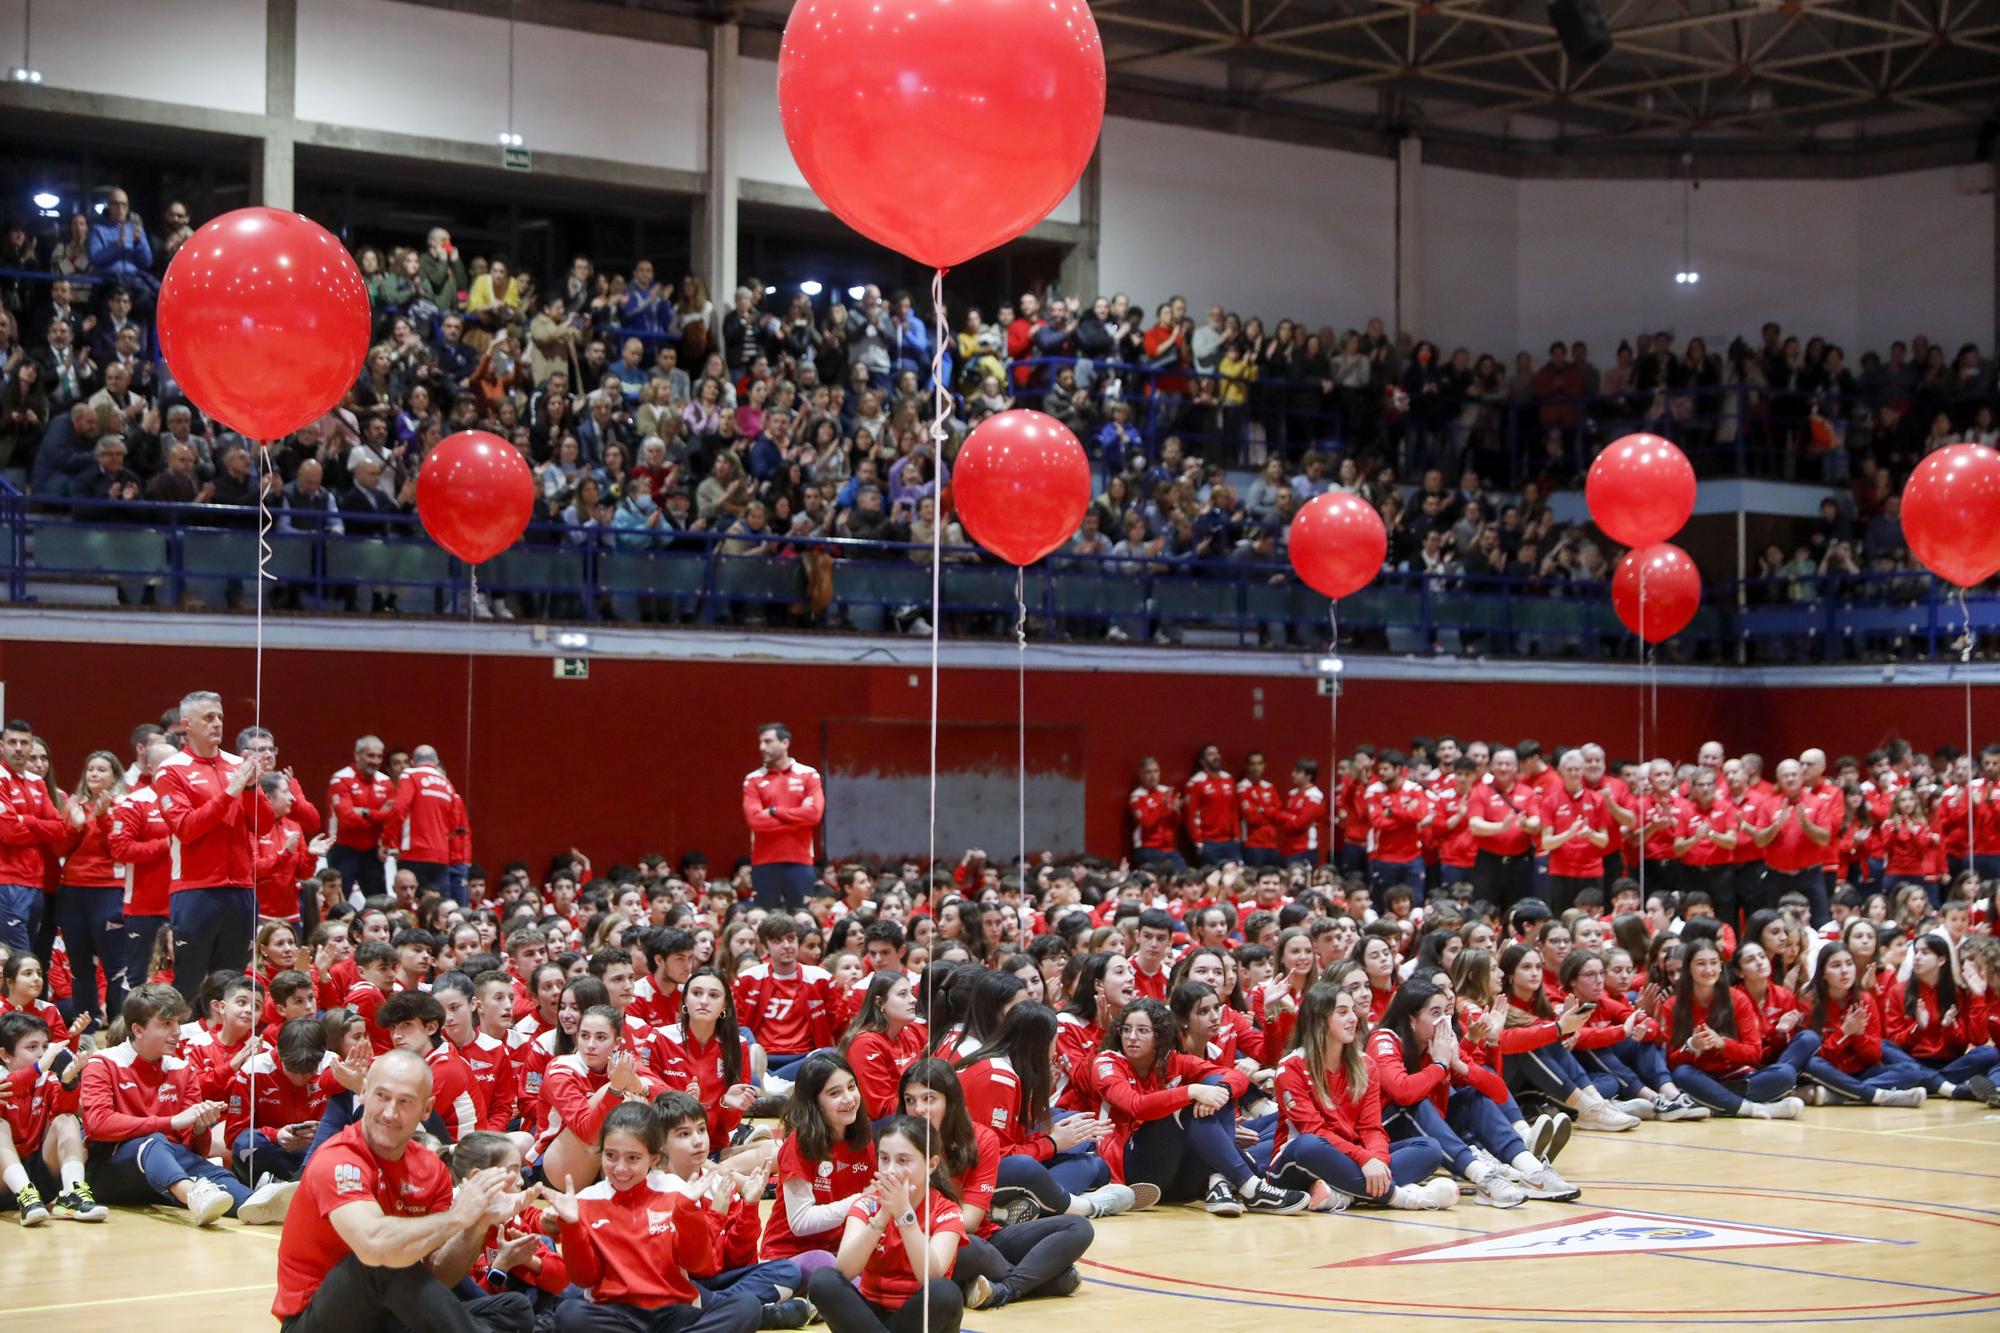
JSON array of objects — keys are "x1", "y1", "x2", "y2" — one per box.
[
  {"x1": 1328, "y1": 602, "x2": 1340, "y2": 864},
  {"x1": 465, "y1": 567, "x2": 477, "y2": 812},
  {"x1": 1636, "y1": 563, "x2": 1645, "y2": 905},
  {"x1": 922, "y1": 264, "x2": 949, "y2": 1333},
  {"x1": 1962, "y1": 586, "x2": 1976, "y2": 873},
  {"x1": 1016, "y1": 566, "x2": 1027, "y2": 894},
  {"x1": 250, "y1": 439, "x2": 273, "y2": 1160}
]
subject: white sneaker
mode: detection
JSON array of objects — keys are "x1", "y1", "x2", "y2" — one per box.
[
  {"x1": 1797, "y1": 1085, "x2": 1827, "y2": 1107},
  {"x1": 907, "y1": 617, "x2": 933, "y2": 636},
  {"x1": 183, "y1": 1179, "x2": 233, "y2": 1227},
  {"x1": 1081, "y1": 1182, "x2": 1137, "y2": 1218},
  {"x1": 1516, "y1": 1162, "x2": 1581, "y2": 1202},
  {"x1": 1104, "y1": 626, "x2": 1129, "y2": 641},
  {"x1": 1470, "y1": 1174, "x2": 1527, "y2": 1208},
  {"x1": 1872, "y1": 1087, "x2": 1927, "y2": 1108},
  {"x1": 1388, "y1": 1180, "x2": 1458, "y2": 1211},
  {"x1": 237, "y1": 1176, "x2": 297, "y2": 1225},
  {"x1": 1763, "y1": 1096, "x2": 1805, "y2": 1120},
  {"x1": 1575, "y1": 1102, "x2": 1641, "y2": 1132},
  {"x1": 763, "y1": 1075, "x2": 794, "y2": 1097},
  {"x1": 1615, "y1": 1097, "x2": 1657, "y2": 1121}
]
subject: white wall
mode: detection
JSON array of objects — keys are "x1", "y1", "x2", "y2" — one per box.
[
  {"x1": 1098, "y1": 116, "x2": 1396, "y2": 325},
  {"x1": 1857, "y1": 166, "x2": 1994, "y2": 354},
  {"x1": 0, "y1": 0, "x2": 266, "y2": 114},
  {"x1": 295, "y1": 0, "x2": 703, "y2": 172},
  {"x1": 1420, "y1": 164, "x2": 1519, "y2": 355}
]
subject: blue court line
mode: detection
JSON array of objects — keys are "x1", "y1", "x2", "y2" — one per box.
[
  {"x1": 1605, "y1": 1134, "x2": 2000, "y2": 1182},
  {"x1": 1654, "y1": 1251, "x2": 1987, "y2": 1296},
  {"x1": 1579, "y1": 1179, "x2": 2000, "y2": 1221},
  {"x1": 1073, "y1": 1275, "x2": 2000, "y2": 1324}
]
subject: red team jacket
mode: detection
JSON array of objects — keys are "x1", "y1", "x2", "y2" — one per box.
[
  {"x1": 393, "y1": 764, "x2": 464, "y2": 862},
  {"x1": 327, "y1": 765, "x2": 396, "y2": 853},
  {"x1": 1183, "y1": 771, "x2": 1239, "y2": 845},
  {"x1": 741, "y1": 761, "x2": 823, "y2": 865}
]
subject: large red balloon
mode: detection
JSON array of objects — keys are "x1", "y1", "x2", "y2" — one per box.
[
  {"x1": 418, "y1": 432, "x2": 535, "y2": 565},
  {"x1": 1611, "y1": 542, "x2": 1702, "y2": 642},
  {"x1": 1289, "y1": 492, "x2": 1387, "y2": 600},
  {"x1": 1586, "y1": 433, "x2": 1697, "y2": 547},
  {"x1": 778, "y1": 0, "x2": 1105, "y2": 269},
  {"x1": 951, "y1": 410, "x2": 1091, "y2": 567},
  {"x1": 157, "y1": 208, "x2": 370, "y2": 440},
  {"x1": 1901, "y1": 443, "x2": 2000, "y2": 588}
]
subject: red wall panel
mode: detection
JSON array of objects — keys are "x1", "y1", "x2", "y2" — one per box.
[{"x1": 0, "y1": 638, "x2": 1985, "y2": 873}]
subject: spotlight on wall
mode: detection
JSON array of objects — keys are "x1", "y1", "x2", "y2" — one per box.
[
  {"x1": 9, "y1": 66, "x2": 43, "y2": 83},
  {"x1": 846, "y1": 285, "x2": 867, "y2": 301},
  {"x1": 496, "y1": 131, "x2": 525, "y2": 147},
  {"x1": 555, "y1": 630, "x2": 590, "y2": 650},
  {"x1": 799, "y1": 280, "x2": 823, "y2": 297},
  {"x1": 31, "y1": 190, "x2": 58, "y2": 210}
]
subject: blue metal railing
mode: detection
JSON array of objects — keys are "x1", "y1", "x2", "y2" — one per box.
[{"x1": 3, "y1": 487, "x2": 1992, "y2": 661}]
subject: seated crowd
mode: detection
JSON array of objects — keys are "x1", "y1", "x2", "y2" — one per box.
[
  {"x1": 5, "y1": 205, "x2": 1997, "y2": 630},
  {"x1": 1, "y1": 691, "x2": 1998, "y2": 1331}
]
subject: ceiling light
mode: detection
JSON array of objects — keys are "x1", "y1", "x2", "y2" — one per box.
[
  {"x1": 847, "y1": 285, "x2": 867, "y2": 301},
  {"x1": 31, "y1": 190, "x2": 58, "y2": 210},
  {"x1": 800, "y1": 280, "x2": 823, "y2": 296},
  {"x1": 8, "y1": 67, "x2": 41, "y2": 84}
]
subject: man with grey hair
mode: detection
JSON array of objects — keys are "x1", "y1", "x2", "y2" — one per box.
[
  {"x1": 328, "y1": 735, "x2": 396, "y2": 899},
  {"x1": 1751, "y1": 757, "x2": 1833, "y2": 924},
  {"x1": 0, "y1": 718, "x2": 67, "y2": 953},
  {"x1": 1539, "y1": 748, "x2": 1610, "y2": 913},
  {"x1": 274, "y1": 1048, "x2": 533, "y2": 1332},
  {"x1": 391, "y1": 745, "x2": 465, "y2": 903},
  {"x1": 152, "y1": 690, "x2": 269, "y2": 995}
]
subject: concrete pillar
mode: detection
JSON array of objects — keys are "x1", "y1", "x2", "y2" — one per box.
[
  {"x1": 256, "y1": 0, "x2": 298, "y2": 209},
  {"x1": 696, "y1": 20, "x2": 739, "y2": 334},
  {"x1": 1056, "y1": 144, "x2": 1102, "y2": 305},
  {"x1": 1394, "y1": 133, "x2": 1422, "y2": 340}
]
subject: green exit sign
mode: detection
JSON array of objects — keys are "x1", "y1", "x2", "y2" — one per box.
[
  {"x1": 503, "y1": 145, "x2": 532, "y2": 172},
  {"x1": 553, "y1": 656, "x2": 589, "y2": 679}
]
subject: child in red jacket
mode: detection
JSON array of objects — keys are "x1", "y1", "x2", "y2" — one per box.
[{"x1": 1, "y1": 1009, "x2": 103, "y2": 1224}]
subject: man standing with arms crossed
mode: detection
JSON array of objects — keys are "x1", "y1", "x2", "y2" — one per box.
[
  {"x1": 329, "y1": 736, "x2": 397, "y2": 901},
  {"x1": 741, "y1": 723, "x2": 822, "y2": 913},
  {"x1": 153, "y1": 691, "x2": 267, "y2": 996}
]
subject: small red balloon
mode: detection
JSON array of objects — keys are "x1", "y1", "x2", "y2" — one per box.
[
  {"x1": 418, "y1": 431, "x2": 536, "y2": 565},
  {"x1": 1901, "y1": 443, "x2": 2000, "y2": 588},
  {"x1": 1289, "y1": 492, "x2": 1387, "y2": 600},
  {"x1": 157, "y1": 208, "x2": 370, "y2": 440},
  {"x1": 951, "y1": 410, "x2": 1092, "y2": 567},
  {"x1": 778, "y1": 0, "x2": 1105, "y2": 268},
  {"x1": 1611, "y1": 542, "x2": 1702, "y2": 642},
  {"x1": 1587, "y1": 433, "x2": 1697, "y2": 547}
]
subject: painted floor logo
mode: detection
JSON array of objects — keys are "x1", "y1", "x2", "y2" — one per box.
[{"x1": 1325, "y1": 1209, "x2": 1882, "y2": 1267}]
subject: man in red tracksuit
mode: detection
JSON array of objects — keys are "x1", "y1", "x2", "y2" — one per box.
[
  {"x1": 1335, "y1": 743, "x2": 1376, "y2": 876},
  {"x1": 326, "y1": 735, "x2": 396, "y2": 901},
  {"x1": 391, "y1": 746, "x2": 463, "y2": 899},
  {"x1": 1128, "y1": 757, "x2": 1184, "y2": 870},
  {"x1": 1, "y1": 717, "x2": 68, "y2": 956},
  {"x1": 255, "y1": 773, "x2": 324, "y2": 925},
  {"x1": 1274, "y1": 758, "x2": 1328, "y2": 866},
  {"x1": 1184, "y1": 744, "x2": 1241, "y2": 865},
  {"x1": 152, "y1": 691, "x2": 268, "y2": 999},
  {"x1": 1237, "y1": 751, "x2": 1282, "y2": 869},
  {"x1": 741, "y1": 722, "x2": 822, "y2": 911},
  {"x1": 1365, "y1": 748, "x2": 1431, "y2": 902}
]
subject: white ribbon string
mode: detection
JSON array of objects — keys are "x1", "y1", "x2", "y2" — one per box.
[
  {"x1": 1636, "y1": 563, "x2": 1646, "y2": 904},
  {"x1": 921, "y1": 265, "x2": 948, "y2": 1326},
  {"x1": 1328, "y1": 603, "x2": 1340, "y2": 864},
  {"x1": 1016, "y1": 567, "x2": 1028, "y2": 890},
  {"x1": 1962, "y1": 587, "x2": 1977, "y2": 875},
  {"x1": 249, "y1": 440, "x2": 274, "y2": 1160}
]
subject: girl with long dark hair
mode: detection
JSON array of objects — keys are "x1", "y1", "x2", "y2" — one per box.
[
  {"x1": 1796, "y1": 945, "x2": 1930, "y2": 1106},
  {"x1": 1656, "y1": 939, "x2": 1807, "y2": 1117}
]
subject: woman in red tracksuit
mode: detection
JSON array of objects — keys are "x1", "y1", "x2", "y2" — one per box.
[
  {"x1": 1795, "y1": 944, "x2": 1931, "y2": 1106},
  {"x1": 1090, "y1": 997, "x2": 1305, "y2": 1215},
  {"x1": 655, "y1": 968, "x2": 760, "y2": 1150},
  {"x1": 1273, "y1": 981, "x2": 1454, "y2": 1212},
  {"x1": 1171, "y1": 948, "x2": 1268, "y2": 1069},
  {"x1": 1730, "y1": 941, "x2": 1812, "y2": 1069},
  {"x1": 839, "y1": 971, "x2": 928, "y2": 1123},
  {"x1": 1353, "y1": 933, "x2": 1399, "y2": 1024},
  {"x1": 1883, "y1": 932, "x2": 2000, "y2": 1103},
  {"x1": 536, "y1": 1005, "x2": 668, "y2": 1186},
  {"x1": 543, "y1": 1102, "x2": 761, "y2": 1333},
  {"x1": 1252, "y1": 929, "x2": 1319, "y2": 1057},
  {"x1": 1879, "y1": 790, "x2": 1940, "y2": 901},
  {"x1": 1053, "y1": 953, "x2": 1135, "y2": 1112},
  {"x1": 1655, "y1": 939, "x2": 1806, "y2": 1118},
  {"x1": 50, "y1": 752, "x2": 124, "y2": 1026},
  {"x1": 900, "y1": 1058, "x2": 1094, "y2": 1312},
  {"x1": 953, "y1": 1003, "x2": 1133, "y2": 1221}
]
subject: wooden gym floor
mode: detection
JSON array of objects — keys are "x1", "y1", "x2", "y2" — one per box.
[{"x1": 7, "y1": 1103, "x2": 1999, "y2": 1332}]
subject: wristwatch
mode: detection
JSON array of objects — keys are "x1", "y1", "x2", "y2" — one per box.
[{"x1": 897, "y1": 1208, "x2": 918, "y2": 1227}]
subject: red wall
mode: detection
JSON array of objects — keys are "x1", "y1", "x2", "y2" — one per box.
[{"x1": 0, "y1": 638, "x2": 1986, "y2": 872}]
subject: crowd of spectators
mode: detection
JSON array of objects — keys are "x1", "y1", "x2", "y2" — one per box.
[{"x1": 3, "y1": 198, "x2": 1997, "y2": 626}]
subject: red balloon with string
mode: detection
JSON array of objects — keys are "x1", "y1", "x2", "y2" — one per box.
[
  {"x1": 777, "y1": 0, "x2": 1105, "y2": 267},
  {"x1": 1289, "y1": 492, "x2": 1387, "y2": 600},
  {"x1": 1611, "y1": 542, "x2": 1701, "y2": 642},
  {"x1": 1901, "y1": 442, "x2": 2000, "y2": 588},
  {"x1": 418, "y1": 431, "x2": 536, "y2": 565},
  {"x1": 951, "y1": 410, "x2": 1091, "y2": 567},
  {"x1": 1587, "y1": 433, "x2": 1697, "y2": 547},
  {"x1": 157, "y1": 207, "x2": 370, "y2": 440}
]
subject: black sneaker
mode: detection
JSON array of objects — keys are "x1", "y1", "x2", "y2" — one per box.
[
  {"x1": 759, "y1": 1298, "x2": 814, "y2": 1329},
  {"x1": 1203, "y1": 1177, "x2": 1244, "y2": 1216},
  {"x1": 1046, "y1": 1266, "x2": 1083, "y2": 1298},
  {"x1": 49, "y1": 1183, "x2": 108, "y2": 1222},
  {"x1": 1242, "y1": 1179, "x2": 1310, "y2": 1215},
  {"x1": 988, "y1": 1185, "x2": 1043, "y2": 1229},
  {"x1": 1966, "y1": 1074, "x2": 2000, "y2": 1108},
  {"x1": 16, "y1": 1184, "x2": 48, "y2": 1227},
  {"x1": 965, "y1": 1275, "x2": 1015, "y2": 1310}
]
